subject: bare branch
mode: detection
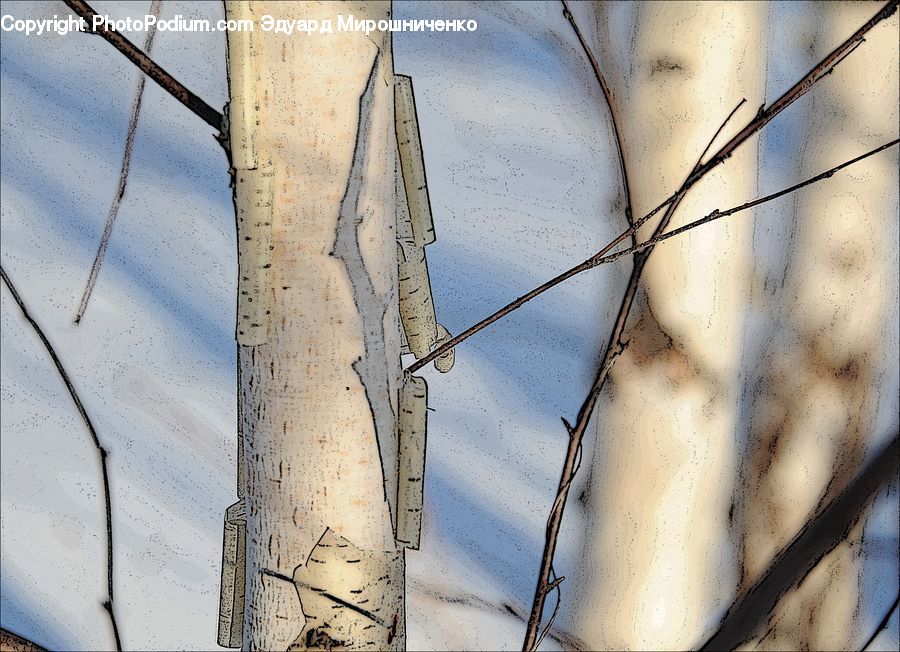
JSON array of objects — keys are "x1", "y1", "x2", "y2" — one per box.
[
  {"x1": 407, "y1": 0, "x2": 898, "y2": 375},
  {"x1": 521, "y1": 17, "x2": 898, "y2": 638},
  {"x1": 0, "y1": 265, "x2": 122, "y2": 652},
  {"x1": 699, "y1": 434, "x2": 899, "y2": 650},
  {"x1": 522, "y1": 97, "x2": 762, "y2": 651},
  {"x1": 861, "y1": 593, "x2": 900, "y2": 651},
  {"x1": 594, "y1": 138, "x2": 899, "y2": 267},
  {"x1": 74, "y1": 0, "x2": 162, "y2": 324},
  {"x1": 520, "y1": 133, "x2": 898, "y2": 651},
  {"x1": 560, "y1": 0, "x2": 635, "y2": 232},
  {"x1": 61, "y1": 0, "x2": 224, "y2": 134}
]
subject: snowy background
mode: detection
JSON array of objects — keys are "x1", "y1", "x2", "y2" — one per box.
[{"x1": 1, "y1": 1, "x2": 897, "y2": 650}]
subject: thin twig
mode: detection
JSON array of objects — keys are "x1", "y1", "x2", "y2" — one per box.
[
  {"x1": 1, "y1": 265, "x2": 122, "y2": 652},
  {"x1": 407, "y1": 0, "x2": 898, "y2": 375},
  {"x1": 522, "y1": 94, "x2": 756, "y2": 650},
  {"x1": 74, "y1": 0, "x2": 162, "y2": 324},
  {"x1": 700, "y1": 434, "x2": 899, "y2": 650},
  {"x1": 860, "y1": 593, "x2": 900, "y2": 651},
  {"x1": 560, "y1": 0, "x2": 635, "y2": 233},
  {"x1": 61, "y1": 0, "x2": 224, "y2": 134},
  {"x1": 521, "y1": 138, "x2": 900, "y2": 651},
  {"x1": 410, "y1": 578, "x2": 588, "y2": 650},
  {"x1": 519, "y1": 112, "x2": 897, "y2": 651},
  {"x1": 534, "y1": 440, "x2": 585, "y2": 651},
  {"x1": 594, "y1": 138, "x2": 898, "y2": 267},
  {"x1": 525, "y1": 11, "x2": 638, "y2": 641}
]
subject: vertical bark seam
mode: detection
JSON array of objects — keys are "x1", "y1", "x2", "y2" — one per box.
[{"x1": 329, "y1": 50, "x2": 395, "y2": 507}]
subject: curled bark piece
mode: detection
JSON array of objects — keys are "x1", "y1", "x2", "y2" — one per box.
[
  {"x1": 433, "y1": 324, "x2": 455, "y2": 373},
  {"x1": 394, "y1": 75, "x2": 435, "y2": 248},
  {"x1": 396, "y1": 199, "x2": 438, "y2": 360},
  {"x1": 396, "y1": 374, "x2": 428, "y2": 548},
  {"x1": 217, "y1": 499, "x2": 247, "y2": 648},
  {"x1": 394, "y1": 73, "x2": 455, "y2": 373}
]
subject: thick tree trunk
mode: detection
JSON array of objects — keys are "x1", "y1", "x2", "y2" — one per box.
[
  {"x1": 570, "y1": 3, "x2": 765, "y2": 649},
  {"x1": 737, "y1": 3, "x2": 899, "y2": 649},
  {"x1": 224, "y1": 2, "x2": 405, "y2": 650}
]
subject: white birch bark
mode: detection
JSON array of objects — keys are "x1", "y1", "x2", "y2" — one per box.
[
  {"x1": 224, "y1": 2, "x2": 405, "y2": 649},
  {"x1": 570, "y1": 2, "x2": 765, "y2": 649},
  {"x1": 737, "y1": 3, "x2": 899, "y2": 649}
]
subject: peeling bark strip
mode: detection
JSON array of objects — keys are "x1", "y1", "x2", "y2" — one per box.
[
  {"x1": 227, "y1": 3, "x2": 272, "y2": 346},
  {"x1": 224, "y1": 2, "x2": 404, "y2": 649},
  {"x1": 225, "y1": 0, "x2": 261, "y2": 171},
  {"x1": 394, "y1": 75, "x2": 454, "y2": 373},
  {"x1": 292, "y1": 529, "x2": 404, "y2": 650},
  {"x1": 218, "y1": 499, "x2": 247, "y2": 648},
  {"x1": 396, "y1": 374, "x2": 427, "y2": 548},
  {"x1": 331, "y1": 51, "x2": 397, "y2": 510},
  {"x1": 394, "y1": 76, "x2": 435, "y2": 249}
]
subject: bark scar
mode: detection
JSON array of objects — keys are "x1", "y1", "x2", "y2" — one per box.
[
  {"x1": 290, "y1": 528, "x2": 404, "y2": 649},
  {"x1": 329, "y1": 49, "x2": 396, "y2": 509}
]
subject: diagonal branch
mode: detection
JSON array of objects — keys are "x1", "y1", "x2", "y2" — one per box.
[
  {"x1": 61, "y1": 0, "x2": 224, "y2": 134},
  {"x1": 407, "y1": 0, "x2": 898, "y2": 374},
  {"x1": 518, "y1": 125, "x2": 897, "y2": 652},
  {"x1": 523, "y1": 96, "x2": 763, "y2": 651},
  {"x1": 74, "y1": 0, "x2": 162, "y2": 325},
  {"x1": 0, "y1": 264, "x2": 123, "y2": 652},
  {"x1": 699, "y1": 434, "x2": 899, "y2": 651},
  {"x1": 522, "y1": 8, "x2": 640, "y2": 646},
  {"x1": 592, "y1": 138, "x2": 898, "y2": 267}
]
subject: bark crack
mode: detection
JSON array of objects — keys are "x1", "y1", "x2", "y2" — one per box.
[{"x1": 329, "y1": 49, "x2": 395, "y2": 507}]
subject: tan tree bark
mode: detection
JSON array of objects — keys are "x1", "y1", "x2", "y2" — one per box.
[
  {"x1": 570, "y1": 2, "x2": 765, "y2": 649},
  {"x1": 737, "y1": 3, "x2": 899, "y2": 649},
  {"x1": 0, "y1": 629, "x2": 44, "y2": 652},
  {"x1": 224, "y1": 2, "x2": 405, "y2": 649}
]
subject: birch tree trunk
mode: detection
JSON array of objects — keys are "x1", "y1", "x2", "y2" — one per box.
[
  {"x1": 736, "y1": 3, "x2": 899, "y2": 649},
  {"x1": 224, "y1": 2, "x2": 405, "y2": 649},
  {"x1": 570, "y1": 3, "x2": 765, "y2": 649}
]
